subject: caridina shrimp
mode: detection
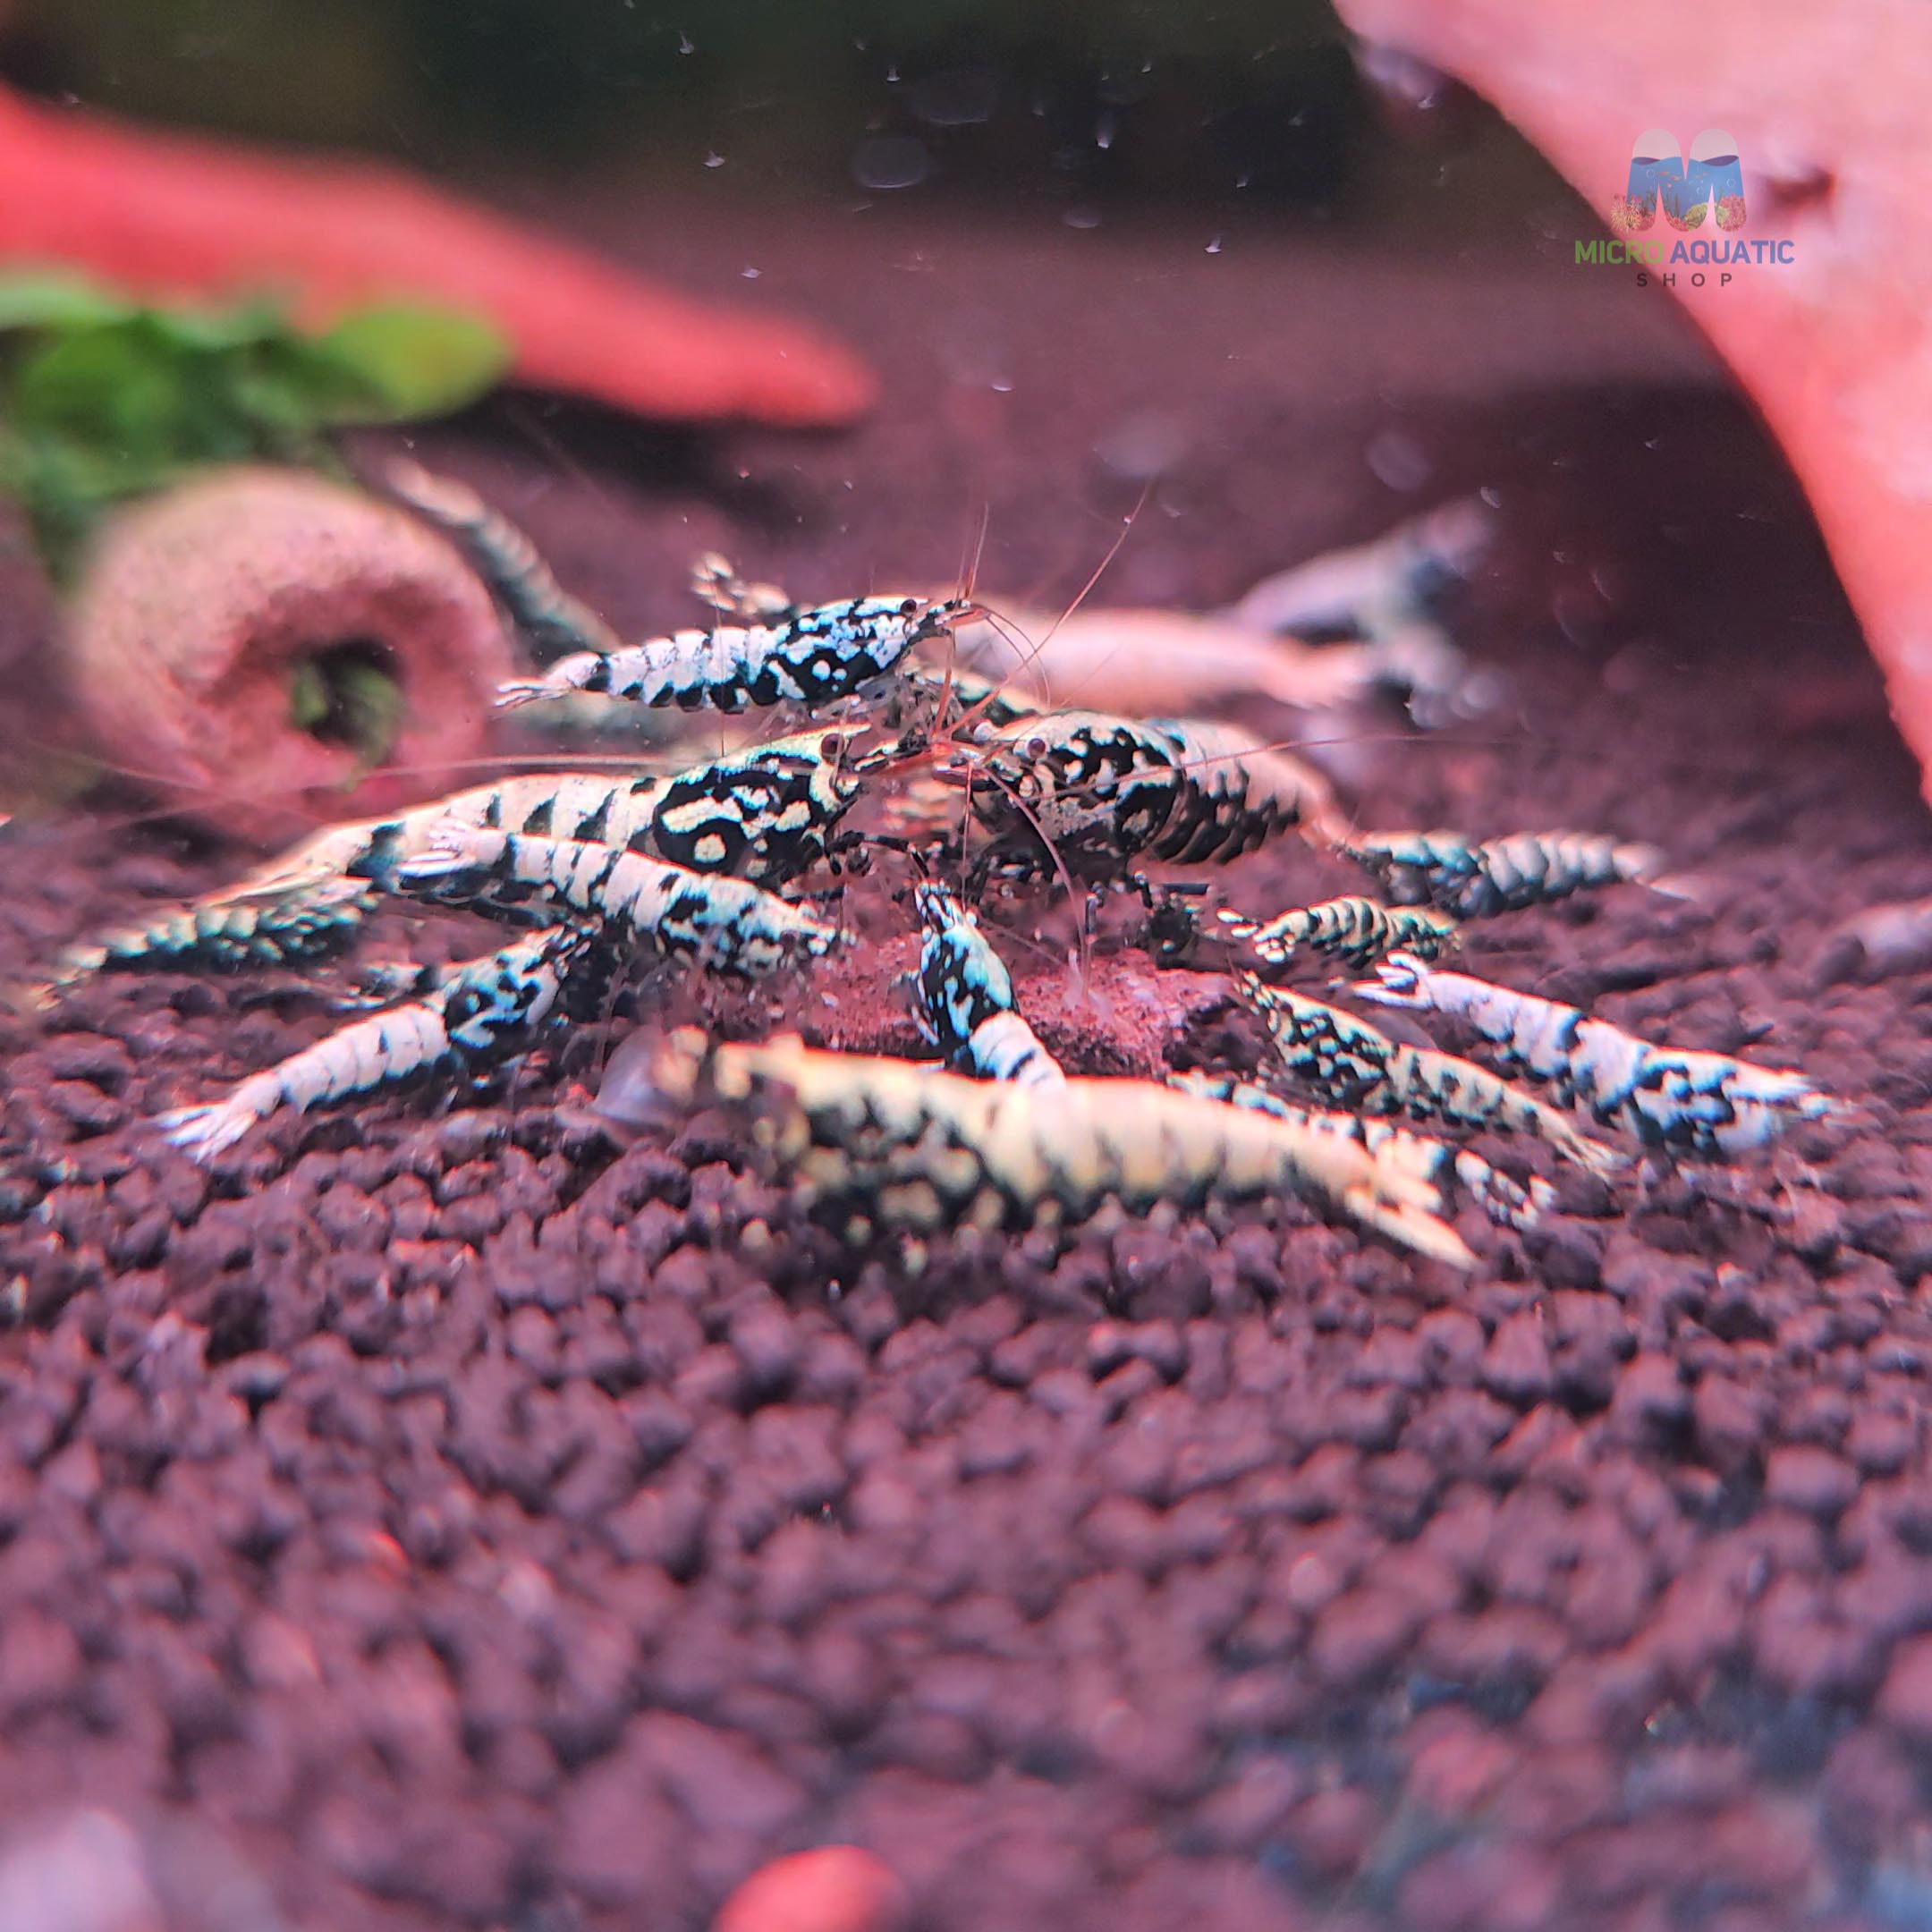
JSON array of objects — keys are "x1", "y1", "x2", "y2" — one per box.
[{"x1": 927, "y1": 498, "x2": 1492, "y2": 724}]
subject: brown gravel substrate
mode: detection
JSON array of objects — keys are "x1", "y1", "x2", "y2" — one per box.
[{"x1": 2, "y1": 202, "x2": 1930, "y2": 1932}]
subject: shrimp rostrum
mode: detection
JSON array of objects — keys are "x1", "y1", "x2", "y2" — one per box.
[
  {"x1": 632, "y1": 1028, "x2": 1475, "y2": 1267},
  {"x1": 1355, "y1": 953, "x2": 1836, "y2": 1157}
]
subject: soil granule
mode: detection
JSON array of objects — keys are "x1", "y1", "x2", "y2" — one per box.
[{"x1": 1, "y1": 202, "x2": 1928, "y2": 1932}]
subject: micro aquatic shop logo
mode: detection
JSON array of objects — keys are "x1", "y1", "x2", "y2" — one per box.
[
  {"x1": 1613, "y1": 128, "x2": 1745, "y2": 233},
  {"x1": 1576, "y1": 127, "x2": 1795, "y2": 285}
]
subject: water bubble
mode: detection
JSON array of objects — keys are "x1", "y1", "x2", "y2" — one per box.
[
  {"x1": 852, "y1": 136, "x2": 931, "y2": 191},
  {"x1": 1096, "y1": 111, "x2": 1116, "y2": 151},
  {"x1": 1365, "y1": 428, "x2": 1433, "y2": 492},
  {"x1": 1095, "y1": 411, "x2": 1188, "y2": 482},
  {"x1": 704, "y1": 152, "x2": 725, "y2": 169},
  {"x1": 990, "y1": 379, "x2": 1014, "y2": 394},
  {"x1": 1204, "y1": 234, "x2": 1224, "y2": 255},
  {"x1": 908, "y1": 69, "x2": 998, "y2": 128},
  {"x1": 1063, "y1": 205, "x2": 1102, "y2": 231},
  {"x1": 741, "y1": 266, "x2": 761, "y2": 281},
  {"x1": 678, "y1": 31, "x2": 694, "y2": 54}
]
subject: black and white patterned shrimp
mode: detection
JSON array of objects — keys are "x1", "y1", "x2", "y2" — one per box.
[
  {"x1": 1167, "y1": 1070, "x2": 1554, "y2": 1233},
  {"x1": 1355, "y1": 953, "x2": 1835, "y2": 1156},
  {"x1": 33, "y1": 887, "x2": 380, "y2": 1005},
  {"x1": 1336, "y1": 829, "x2": 1667, "y2": 919},
  {"x1": 387, "y1": 460, "x2": 622, "y2": 664},
  {"x1": 33, "y1": 730, "x2": 864, "y2": 1003},
  {"x1": 157, "y1": 927, "x2": 588, "y2": 1161},
  {"x1": 632, "y1": 1029, "x2": 1474, "y2": 1267},
  {"x1": 496, "y1": 586, "x2": 984, "y2": 716},
  {"x1": 1227, "y1": 496, "x2": 1492, "y2": 641},
  {"x1": 911, "y1": 881, "x2": 1065, "y2": 1088},
  {"x1": 938, "y1": 710, "x2": 1343, "y2": 887},
  {"x1": 1216, "y1": 895, "x2": 1460, "y2": 974},
  {"x1": 1238, "y1": 973, "x2": 1625, "y2": 1178},
  {"x1": 397, "y1": 827, "x2": 836, "y2": 977}
]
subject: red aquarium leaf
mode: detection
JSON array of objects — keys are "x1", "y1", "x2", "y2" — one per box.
[{"x1": 0, "y1": 83, "x2": 876, "y2": 428}]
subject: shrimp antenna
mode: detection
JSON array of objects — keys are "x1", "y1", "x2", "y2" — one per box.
[{"x1": 1037, "y1": 478, "x2": 1151, "y2": 657}]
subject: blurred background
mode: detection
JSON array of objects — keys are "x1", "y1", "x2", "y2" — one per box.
[{"x1": 0, "y1": 0, "x2": 1558, "y2": 242}]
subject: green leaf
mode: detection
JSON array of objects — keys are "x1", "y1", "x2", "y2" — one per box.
[
  {"x1": 287, "y1": 658, "x2": 331, "y2": 733},
  {"x1": 309, "y1": 303, "x2": 511, "y2": 422},
  {"x1": 288, "y1": 652, "x2": 405, "y2": 775},
  {"x1": 12, "y1": 327, "x2": 196, "y2": 470},
  {"x1": 0, "y1": 271, "x2": 135, "y2": 334},
  {"x1": 0, "y1": 284, "x2": 508, "y2": 580},
  {"x1": 248, "y1": 333, "x2": 392, "y2": 427},
  {"x1": 142, "y1": 293, "x2": 291, "y2": 352}
]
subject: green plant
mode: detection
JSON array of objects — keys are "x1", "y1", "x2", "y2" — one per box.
[{"x1": 0, "y1": 272, "x2": 508, "y2": 581}]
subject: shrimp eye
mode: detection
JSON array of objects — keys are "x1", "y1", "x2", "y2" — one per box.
[
  {"x1": 1024, "y1": 735, "x2": 1049, "y2": 761},
  {"x1": 900, "y1": 597, "x2": 919, "y2": 616},
  {"x1": 818, "y1": 732, "x2": 843, "y2": 760}
]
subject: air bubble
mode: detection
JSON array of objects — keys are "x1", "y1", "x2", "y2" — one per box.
[
  {"x1": 908, "y1": 69, "x2": 998, "y2": 127},
  {"x1": 1366, "y1": 429, "x2": 1433, "y2": 493},
  {"x1": 852, "y1": 137, "x2": 931, "y2": 191}
]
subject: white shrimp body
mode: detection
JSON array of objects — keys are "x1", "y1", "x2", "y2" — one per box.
[
  {"x1": 962, "y1": 1011, "x2": 1067, "y2": 1089},
  {"x1": 1167, "y1": 1070, "x2": 1555, "y2": 1232},
  {"x1": 397, "y1": 826, "x2": 836, "y2": 977},
  {"x1": 936, "y1": 502, "x2": 1487, "y2": 723},
  {"x1": 939, "y1": 607, "x2": 1392, "y2": 716},
  {"x1": 157, "y1": 929, "x2": 579, "y2": 1161},
  {"x1": 1355, "y1": 954, "x2": 1834, "y2": 1156}
]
